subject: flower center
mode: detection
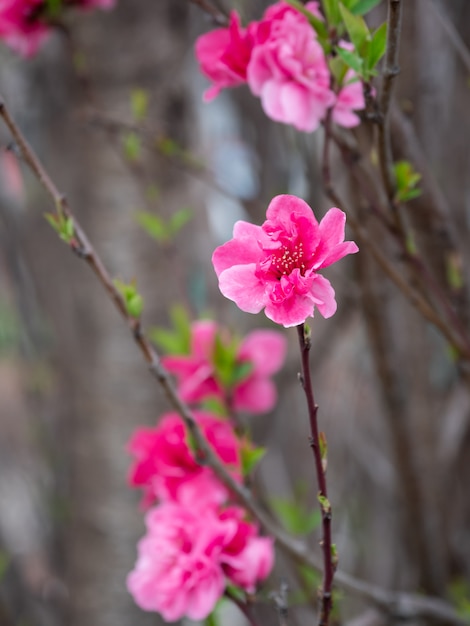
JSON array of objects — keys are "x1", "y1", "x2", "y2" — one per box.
[{"x1": 270, "y1": 242, "x2": 306, "y2": 277}]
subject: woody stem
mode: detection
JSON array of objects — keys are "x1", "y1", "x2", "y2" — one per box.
[{"x1": 297, "y1": 323, "x2": 334, "y2": 626}]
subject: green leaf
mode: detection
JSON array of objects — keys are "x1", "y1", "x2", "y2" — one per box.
[
  {"x1": 200, "y1": 396, "x2": 228, "y2": 416},
  {"x1": 318, "y1": 494, "x2": 331, "y2": 513},
  {"x1": 350, "y1": 0, "x2": 383, "y2": 16},
  {"x1": 169, "y1": 208, "x2": 193, "y2": 236},
  {"x1": 45, "y1": 0, "x2": 62, "y2": 18},
  {"x1": 329, "y1": 56, "x2": 349, "y2": 85},
  {"x1": 213, "y1": 333, "x2": 238, "y2": 388},
  {"x1": 232, "y1": 361, "x2": 253, "y2": 384},
  {"x1": 131, "y1": 89, "x2": 149, "y2": 122},
  {"x1": 157, "y1": 137, "x2": 180, "y2": 157},
  {"x1": 271, "y1": 497, "x2": 322, "y2": 535},
  {"x1": 136, "y1": 211, "x2": 169, "y2": 242},
  {"x1": 241, "y1": 444, "x2": 266, "y2": 476},
  {"x1": 170, "y1": 305, "x2": 191, "y2": 353},
  {"x1": 339, "y1": 3, "x2": 370, "y2": 51},
  {"x1": 149, "y1": 327, "x2": 185, "y2": 354},
  {"x1": 336, "y1": 46, "x2": 364, "y2": 74},
  {"x1": 393, "y1": 160, "x2": 422, "y2": 203},
  {"x1": 322, "y1": 0, "x2": 341, "y2": 26},
  {"x1": 367, "y1": 22, "x2": 387, "y2": 70},
  {"x1": 113, "y1": 279, "x2": 144, "y2": 318},
  {"x1": 123, "y1": 132, "x2": 141, "y2": 162}
]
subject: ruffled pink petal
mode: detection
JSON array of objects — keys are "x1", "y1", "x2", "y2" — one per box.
[
  {"x1": 314, "y1": 207, "x2": 359, "y2": 269},
  {"x1": 218, "y1": 265, "x2": 267, "y2": 314},
  {"x1": 280, "y1": 82, "x2": 323, "y2": 132},
  {"x1": 238, "y1": 330, "x2": 287, "y2": 376},
  {"x1": 233, "y1": 376, "x2": 277, "y2": 413},
  {"x1": 309, "y1": 274, "x2": 337, "y2": 318},
  {"x1": 264, "y1": 290, "x2": 315, "y2": 327},
  {"x1": 265, "y1": 194, "x2": 316, "y2": 230},
  {"x1": 212, "y1": 221, "x2": 264, "y2": 277}
]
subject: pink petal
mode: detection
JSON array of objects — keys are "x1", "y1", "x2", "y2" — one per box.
[
  {"x1": 218, "y1": 264, "x2": 267, "y2": 314},
  {"x1": 238, "y1": 330, "x2": 287, "y2": 376},
  {"x1": 212, "y1": 221, "x2": 264, "y2": 277},
  {"x1": 191, "y1": 320, "x2": 218, "y2": 358},
  {"x1": 265, "y1": 194, "x2": 316, "y2": 228},
  {"x1": 264, "y1": 291, "x2": 315, "y2": 327},
  {"x1": 309, "y1": 274, "x2": 337, "y2": 318},
  {"x1": 314, "y1": 207, "x2": 359, "y2": 269},
  {"x1": 233, "y1": 376, "x2": 277, "y2": 413},
  {"x1": 280, "y1": 82, "x2": 323, "y2": 132},
  {"x1": 186, "y1": 569, "x2": 225, "y2": 620}
]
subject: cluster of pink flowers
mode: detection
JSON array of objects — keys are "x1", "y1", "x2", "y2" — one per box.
[
  {"x1": 126, "y1": 411, "x2": 274, "y2": 621},
  {"x1": 0, "y1": 0, "x2": 115, "y2": 56},
  {"x1": 213, "y1": 194, "x2": 359, "y2": 327},
  {"x1": 163, "y1": 320, "x2": 287, "y2": 414},
  {"x1": 195, "y1": 1, "x2": 365, "y2": 132}
]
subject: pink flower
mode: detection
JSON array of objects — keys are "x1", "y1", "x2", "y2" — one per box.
[
  {"x1": 127, "y1": 502, "x2": 274, "y2": 620},
  {"x1": 195, "y1": 11, "x2": 255, "y2": 102},
  {"x1": 127, "y1": 411, "x2": 241, "y2": 507},
  {"x1": 212, "y1": 194, "x2": 359, "y2": 327},
  {"x1": 0, "y1": 0, "x2": 50, "y2": 57},
  {"x1": 162, "y1": 320, "x2": 286, "y2": 414},
  {"x1": 127, "y1": 502, "x2": 228, "y2": 621},
  {"x1": 332, "y1": 43, "x2": 365, "y2": 128},
  {"x1": 247, "y1": 2, "x2": 335, "y2": 132}
]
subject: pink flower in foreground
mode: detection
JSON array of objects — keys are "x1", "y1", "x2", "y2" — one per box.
[
  {"x1": 212, "y1": 194, "x2": 358, "y2": 327},
  {"x1": 128, "y1": 411, "x2": 241, "y2": 507},
  {"x1": 127, "y1": 502, "x2": 274, "y2": 620},
  {"x1": 247, "y1": 2, "x2": 335, "y2": 132},
  {"x1": 163, "y1": 321, "x2": 286, "y2": 414},
  {"x1": 195, "y1": 11, "x2": 255, "y2": 102},
  {"x1": 0, "y1": 0, "x2": 50, "y2": 57}
]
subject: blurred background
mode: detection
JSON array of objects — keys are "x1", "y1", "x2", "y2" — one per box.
[{"x1": 0, "y1": 1, "x2": 470, "y2": 625}]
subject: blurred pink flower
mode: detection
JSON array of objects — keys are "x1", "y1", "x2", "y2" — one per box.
[
  {"x1": 127, "y1": 501, "x2": 274, "y2": 620},
  {"x1": 246, "y1": 2, "x2": 334, "y2": 132},
  {"x1": 127, "y1": 411, "x2": 241, "y2": 507},
  {"x1": 1, "y1": 150, "x2": 25, "y2": 202},
  {"x1": 163, "y1": 320, "x2": 286, "y2": 414},
  {"x1": 212, "y1": 194, "x2": 358, "y2": 327},
  {"x1": 195, "y1": 11, "x2": 255, "y2": 102},
  {"x1": 0, "y1": 0, "x2": 50, "y2": 57},
  {"x1": 332, "y1": 40, "x2": 365, "y2": 128},
  {"x1": 127, "y1": 502, "x2": 228, "y2": 621}
]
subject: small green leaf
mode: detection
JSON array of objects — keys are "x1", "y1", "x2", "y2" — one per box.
[
  {"x1": 170, "y1": 305, "x2": 191, "y2": 353},
  {"x1": 271, "y1": 497, "x2": 322, "y2": 535},
  {"x1": 241, "y1": 443, "x2": 266, "y2": 476},
  {"x1": 213, "y1": 334, "x2": 238, "y2": 388},
  {"x1": 318, "y1": 494, "x2": 331, "y2": 514},
  {"x1": 329, "y1": 56, "x2": 349, "y2": 85},
  {"x1": 350, "y1": 0, "x2": 383, "y2": 16},
  {"x1": 149, "y1": 327, "x2": 185, "y2": 354},
  {"x1": 157, "y1": 137, "x2": 180, "y2": 157},
  {"x1": 393, "y1": 160, "x2": 422, "y2": 203},
  {"x1": 136, "y1": 211, "x2": 169, "y2": 242},
  {"x1": 200, "y1": 396, "x2": 228, "y2": 416},
  {"x1": 367, "y1": 22, "x2": 387, "y2": 70},
  {"x1": 336, "y1": 46, "x2": 364, "y2": 74},
  {"x1": 286, "y1": 0, "x2": 329, "y2": 43},
  {"x1": 322, "y1": 0, "x2": 341, "y2": 26},
  {"x1": 114, "y1": 279, "x2": 144, "y2": 318},
  {"x1": 131, "y1": 89, "x2": 149, "y2": 122},
  {"x1": 123, "y1": 132, "x2": 141, "y2": 162},
  {"x1": 232, "y1": 361, "x2": 253, "y2": 384},
  {"x1": 339, "y1": 3, "x2": 370, "y2": 51},
  {"x1": 45, "y1": 0, "x2": 62, "y2": 18},
  {"x1": 169, "y1": 208, "x2": 193, "y2": 236}
]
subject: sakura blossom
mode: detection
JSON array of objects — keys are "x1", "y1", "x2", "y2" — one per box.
[
  {"x1": 212, "y1": 194, "x2": 358, "y2": 327},
  {"x1": 162, "y1": 320, "x2": 286, "y2": 414},
  {"x1": 247, "y1": 2, "x2": 335, "y2": 132},
  {"x1": 127, "y1": 501, "x2": 274, "y2": 621},
  {"x1": 127, "y1": 411, "x2": 242, "y2": 507}
]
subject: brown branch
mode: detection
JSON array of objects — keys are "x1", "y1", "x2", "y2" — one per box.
[
  {"x1": 1, "y1": 95, "x2": 468, "y2": 626},
  {"x1": 188, "y1": 0, "x2": 228, "y2": 26},
  {"x1": 297, "y1": 323, "x2": 334, "y2": 626}
]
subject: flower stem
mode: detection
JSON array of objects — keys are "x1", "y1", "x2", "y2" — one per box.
[{"x1": 296, "y1": 323, "x2": 334, "y2": 626}]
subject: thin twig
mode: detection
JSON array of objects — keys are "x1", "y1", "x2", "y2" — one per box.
[
  {"x1": 1, "y1": 95, "x2": 468, "y2": 626},
  {"x1": 188, "y1": 0, "x2": 228, "y2": 25},
  {"x1": 225, "y1": 589, "x2": 260, "y2": 626},
  {"x1": 377, "y1": 0, "x2": 407, "y2": 235},
  {"x1": 297, "y1": 324, "x2": 334, "y2": 626}
]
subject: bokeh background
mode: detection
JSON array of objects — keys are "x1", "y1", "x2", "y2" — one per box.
[{"x1": 1, "y1": 1, "x2": 470, "y2": 625}]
